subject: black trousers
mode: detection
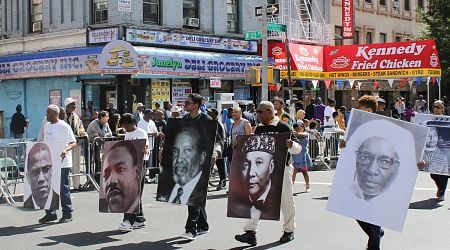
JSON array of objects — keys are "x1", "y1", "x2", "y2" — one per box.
[
  {"x1": 357, "y1": 220, "x2": 381, "y2": 250},
  {"x1": 430, "y1": 174, "x2": 449, "y2": 197},
  {"x1": 123, "y1": 167, "x2": 146, "y2": 224},
  {"x1": 216, "y1": 158, "x2": 226, "y2": 182},
  {"x1": 185, "y1": 206, "x2": 208, "y2": 234}
]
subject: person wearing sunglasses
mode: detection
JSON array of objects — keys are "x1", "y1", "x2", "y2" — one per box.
[{"x1": 25, "y1": 143, "x2": 59, "y2": 210}]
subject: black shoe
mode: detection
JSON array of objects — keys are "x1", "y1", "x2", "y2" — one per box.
[
  {"x1": 38, "y1": 214, "x2": 57, "y2": 224},
  {"x1": 279, "y1": 231, "x2": 294, "y2": 243},
  {"x1": 59, "y1": 215, "x2": 73, "y2": 224},
  {"x1": 235, "y1": 230, "x2": 257, "y2": 246},
  {"x1": 380, "y1": 229, "x2": 385, "y2": 238}
]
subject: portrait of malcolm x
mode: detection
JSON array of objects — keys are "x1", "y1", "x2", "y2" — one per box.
[{"x1": 354, "y1": 136, "x2": 400, "y2": 200}]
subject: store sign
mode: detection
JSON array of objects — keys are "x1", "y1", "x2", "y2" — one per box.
[
  {"x1": 289, "y1": 43, "x2": 324, "y2": 72},
  {"x1": 324, "y1": 40, "x2": 442, "y2": 78},
  {"x1": 172, "y1": 82, "x2": 192, "y2": 103},
  {"x1": 99, "y1": 40, "x2": 139, "y2": 74},
  {"x1": 268, "y1": 42, "x2": 289, "y2": 70},
  {"x1": 126, "y1": 28, "x2": 258, "y2": 53},
  {"x1": 0, "y1": 54, "x2": 100, "y2": 80},
  {"x1": 88, "y1": 28, "x2": 119, "y2": 44},
  {"x1": 342, "y1": 0, "x2": 353, "y2": 39},
  {"x1": 210, "y1": 77, "x2": 221, "y2": 88},
  {"x1": 118, "y1": 0, "x2": 132, "y2": 12}
]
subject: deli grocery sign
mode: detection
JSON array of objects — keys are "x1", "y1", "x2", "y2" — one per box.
[{"x1": 323, "y1": 40, "x2": 441, "y2": 79}]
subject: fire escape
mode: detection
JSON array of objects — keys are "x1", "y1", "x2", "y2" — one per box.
[{"x1": 267, "y1": 0, "x2": 333, "y2": 45}]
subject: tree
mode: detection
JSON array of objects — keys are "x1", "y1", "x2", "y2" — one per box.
[{"x1": 419, "y1": 0, "x2": 450, "y2": 99}]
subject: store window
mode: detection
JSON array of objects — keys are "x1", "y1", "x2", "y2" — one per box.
[
  {"x1": 395, "y1": 35, "x2": 401, "y2": 42},
  {"x1": 227, "y1": 0, "x2": 239, "y2": 33},
  {"x1": 417, "y1": 0, "x2": 424, "y2": 8},
  {"x1": 143, "y1": 0, "x2": 160, "y2": 24},
  {"x1": 365, "y1": 31, "x2": 373, "y2": 44},
  {"x1": 404, "y1": 0, "x2": 410, "y2": 10},
  {"x1": 93, "y1": 0, "x2": 108, "y2": 23},
  {"x1": 30, "y1": 0, "x2": 43, "y2": 32},
  {"x1": 380, "y1": 0, "x2": 386, "y2": 6},
  {"x1": 353, "y1": 30, "x2": 360, "y2": 44}
]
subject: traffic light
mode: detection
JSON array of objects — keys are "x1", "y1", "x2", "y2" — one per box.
[{"x1": 245, "y1": 67, "x2": 280, "y2": 84}]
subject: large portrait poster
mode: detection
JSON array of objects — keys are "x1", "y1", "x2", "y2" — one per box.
[
  {"x1": 412, "y1": 114, "x2": 450, "y2": 175},
  {"x1": 24, "y1": 141, "x2": 64, "y2": 210},
  {"x1": 227, "y1": 133, "x2": 290, "y2": 220},
  {"x1": 327, "y1": 109, "x2": 429, "y2": 232},
  {"x1": 156, "y1": 119, "x2": 217, "y2": 207},
  {"x1": 99, "y1": 139, "x2": 146, "y2": 213}
]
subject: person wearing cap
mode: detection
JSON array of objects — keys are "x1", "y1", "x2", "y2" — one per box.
[
  {"x1": 10, "y1": 104, "x2": 28, "y2": 138},
  {"x1": 427, "y1": 100, "x2": 449, "y2": 201},
  {"x1": 38, "y1": 104, "x2": 77, "y2": 224},
  {"x1": 376, "y1": 97, "x2": 386, "y2": 112},
  {"x1": 133, "y1": 103, "x2": 145, "y2": 123},
  {"x1": 64, "y1": 97, "x2": 88, "y2": 190},
  {"x1": 235, "y1": 101, "x2": 301, "y2": 246},
  {"x1": 137, "y1": 109, "x2": 159, "y2": 182},
  {"x1": 170, "y1": 105, "x2": 182, "y2": 118}
]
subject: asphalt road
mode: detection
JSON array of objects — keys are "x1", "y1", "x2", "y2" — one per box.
[{"x1": 1, "y1": 171, "x2": 449, "y2": 249}]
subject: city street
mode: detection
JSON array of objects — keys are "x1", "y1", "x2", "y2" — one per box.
[{"x1": 1, "y1": 170, "x2": 449, "y2": 249}]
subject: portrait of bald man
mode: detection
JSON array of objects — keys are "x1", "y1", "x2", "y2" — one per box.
[{"x1": 24, "y1": 142, "x2": 60, "y2": 210}]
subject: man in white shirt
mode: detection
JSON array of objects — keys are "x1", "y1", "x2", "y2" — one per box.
[
  {"x1": 137, "y1": 109, "x2": 159, "y2": 182},
  {"x1": 324, "y1": 99, "x2": 336, "y2": 127},
  {"x1": 38, "y1": 104, "x2": 77, "y2": 224}
]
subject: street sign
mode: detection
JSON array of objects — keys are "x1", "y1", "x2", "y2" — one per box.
[
  {"x1": 245, "y1": 31, "x2": 262, "y2": 40},
  {"x1": 267, "y1": 23, "x2": 287, "y2": 32},
  {"x1": 255, "y1": 3, "x2": 280, "y2": 16}
]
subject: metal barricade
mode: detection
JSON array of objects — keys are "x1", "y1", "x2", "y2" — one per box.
[
  {"x1": 0, "y1": 139, "x2": 28, "y2": 204},
  {"x1": 308, "y1": 131, "x2": 342, "y2": 170},
  {"x1": 89, "y1": 136, "x2": 124, "y2": 191},
  {"x1": 68, "y1": 136, "x2": 97, "y2": 191}
]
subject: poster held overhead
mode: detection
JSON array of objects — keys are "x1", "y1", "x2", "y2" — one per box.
[
  {"x1": 327, "y1": 109, "x2": 428, "y2": 232},
  {"x1": 227, "y1": 133, "x2": 290, "y2": 220}
]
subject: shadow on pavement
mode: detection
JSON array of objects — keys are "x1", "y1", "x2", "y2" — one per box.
[
  {"x1": 206, "y1": 193, "x2": 228, "y2": 200},
  {"x1": 229, "y1": 241, "x2": 283, "y2": 250},
  {"x1": 0, "y1": 223, "x2": 53, "y2": 237},
  {"x1": 312, "y1": 196, "x2": 329, "y2": 200},
  {"x1": 38, "y1": 230, "x2": 123, "y2": 247},
  {"x1": 409, "y1": 198, "x2": 443, "y2": 210},
  {"x1": 99, "y1": 237, "x2": 187, "y2": 249}
]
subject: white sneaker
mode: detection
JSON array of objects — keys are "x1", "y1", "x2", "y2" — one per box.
[
  {"x1": 119, "y1": 220, "x2": 133, "y2": 232},
  {"x1": 305, "y1": 184, "x2": 311, "y2": 193},
  {"x1": 133, "y1": 221, "x2": 146, "y2": 229},
  {"x1": 181, "y1": 232, "x2": 196, "y2": 240}
]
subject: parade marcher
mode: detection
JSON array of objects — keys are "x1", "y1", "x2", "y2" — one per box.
[
  {"x1": 10, "y1": 104, "x2": 28, "y2": 138},
  {"x1": 180, "y1": 93, "x2": 212, "y2": 240},
  {"x1": 207, "y1": 108, "x2": 227, "y2": 190},
  {"x1": 38, "y1": 104, "x2": 77, "y2": 224},
  {"x1": 235, "y1": 101, "x2": 301, "y2": 246},
  {"x1": 64, "y1": 97, "x2": 88, "y2": 190},
  {"x1": 242, "y1": 103, "x2": 257, "y2": 128},
  {"x1": 116, "y1": 113, "x2": 150, "y2": 232},
  {"x1": 427, "y1": 100, "x2": 449, "y2": 201},
  {"x1": 227, "y1": 107, "x2": 252, "y2": 177},
  {"x1": 292, "y1": 122, "x2": 312, "y2": 193},
  {"x1": 137, "y1": 109, "x2": 159, "y2": 182}
]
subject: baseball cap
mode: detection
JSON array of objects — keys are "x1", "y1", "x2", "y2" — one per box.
[
  {"x1": 136, "y1": 102, "x2": 144, "y2": 108},
  {"x1": 64, "y1": 97, "x2": 76, "y2": 106},
  {"x1": 144, "y1": 109, "x2": 153, "y2": 115},
  {"x1": 377, "y1": 97, "x2": 386, "y2": 104}
]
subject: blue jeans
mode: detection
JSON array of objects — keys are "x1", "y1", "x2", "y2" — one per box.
[{"x1": 46, "y1": 168, "x2": 73, "y2": 217}]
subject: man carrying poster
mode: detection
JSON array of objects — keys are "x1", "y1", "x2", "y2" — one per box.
[
  {"x1": 24, "y1": 142, "x2": 60, "y2": 210},
  {"x1": 413, "y1": 100, "x2": 450, "y2": 201},
  {"x1": 227, "y1": 133, "x2": 289, "y2": 220},
  {"x1": 156, "y1": 93, "x2": 216, "y2": 241},
  {"x1": 234, "y1": 101, "x2": 301, "y2": 246},
  {"x1": 327, "y1": 96, "x2": 428, "y2": 250},
  {"x1": 38, "y1": 104, "x2": 77, "y2": 224}
]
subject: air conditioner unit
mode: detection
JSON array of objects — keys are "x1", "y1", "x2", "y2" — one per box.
[
  {"x1": 393, "y1": 1, "x2": 400, "y2": 10},
  {"x1": 32, "y1": 22, "x2": 42, "y2": 32},
  {"x1": 184, "y1": 18, "x2": 200, "y2": 28}
]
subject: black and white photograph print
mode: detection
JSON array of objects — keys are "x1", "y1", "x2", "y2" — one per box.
[
  {"x1": 227, "y1": 133, "x2": 290, "y2": 221},
  {"x1": 327, "y1": 109, "x2": 429, "y2": 232},
  {"x1": 24, "y1": 141, "x2": 63, "y2": 210},
  {"x1": 156, "y1": 119, "x2": 217, "y2": 207},
  {"x1": 99, "y1": 139, "x2": 146, "y2": 213},
  {"x1": 412, "y1": 114, "x2": 450, "y2": 175}
]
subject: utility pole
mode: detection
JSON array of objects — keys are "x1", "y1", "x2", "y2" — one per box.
[
  {"x1": 285, "y1": 33, "x2": 295, "y2": 118},
  {"x1": 261, "y1": 2, "x2": 269, "y2": 101}
]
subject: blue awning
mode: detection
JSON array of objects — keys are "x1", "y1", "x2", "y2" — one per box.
[{"x1": 0, "y1": 46, "x2": 103, "y2": 63}]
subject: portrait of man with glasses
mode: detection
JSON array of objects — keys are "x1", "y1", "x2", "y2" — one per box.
[{"x1": 24, "y1": 142, "x2": 60, "y2": 210}]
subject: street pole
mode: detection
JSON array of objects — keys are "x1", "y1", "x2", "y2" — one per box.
[
  {"x1": 261, "y1": 2, "x2": 269, "y2": 101},
  {"x1": 285, "y1": 32, "x2": 295, "y2": 118}
]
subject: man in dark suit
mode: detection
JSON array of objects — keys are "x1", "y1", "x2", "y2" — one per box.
[
  {"x1": 24, "y1": 143, "x2": 59, "y2": 210},
  {"x1": 228, "y1": 134, "x2": 280, "y2": 220}
]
